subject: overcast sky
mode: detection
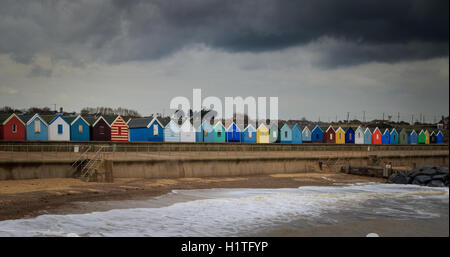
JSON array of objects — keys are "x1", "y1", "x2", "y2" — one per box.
[{"x1": 0, "y1": 0, "x2": 448, "y2": 122}]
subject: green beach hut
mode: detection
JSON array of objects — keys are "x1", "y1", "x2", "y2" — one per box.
[
  {"x1": 417, "y1": 130, "x2": 426, "y2": 144},
  {"x1": 213, "y1": 121, "x2": 226, "y2": 142}
]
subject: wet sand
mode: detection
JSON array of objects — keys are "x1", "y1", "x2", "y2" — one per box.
[{"x1": 0, "y1": 172, "x2": 385, "y2": 221}]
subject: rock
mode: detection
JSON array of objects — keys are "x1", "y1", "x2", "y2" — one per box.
[
  {"x1": 437, "y1": 168, "x2": 449, "y2": 175},
  {"x1": 388, "y1": 172, "x2": 409, "y2": 184},
  {"x1": 419, "y1": 168, "x2": 440, "y2": 176},
  {"x1": 413, "y1": 175, "x2": 432, "y2": 185},
  {"x1": 427, "y1": 180, "x2": 445, "y2": 187},
  {"x1": 431, "y1": 174, "x2": 448, "y2": 181}
]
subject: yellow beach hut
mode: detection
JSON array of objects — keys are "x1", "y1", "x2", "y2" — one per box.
[
  {"x1": 425, "y1": 130, "x2": 430, "y2": 144},
  {"x1": 335, "y1": 127, "x2": 346, "y2": 144},
  {"x1": 256, "y1": 124, "x2": 270, "y2": 143}
]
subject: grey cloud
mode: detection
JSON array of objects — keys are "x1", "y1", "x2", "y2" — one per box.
[{"x1": 0, "y1": 0, "x2": 448, "y2": 67}]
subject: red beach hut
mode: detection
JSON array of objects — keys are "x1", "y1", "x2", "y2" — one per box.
[
  {"x1": 323, "y1": 125, "x2": 336, "y2": 144},
  {"x1": 0, "y1": 113, "x2": 26, "y2": 141},
  {"x1": 371, "y1": 127, "x2": 382, "y2": 144}
]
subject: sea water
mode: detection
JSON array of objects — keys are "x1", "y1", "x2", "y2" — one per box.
[{"x1": 0, "y1": 183, "x2": 448, "y2": 237}]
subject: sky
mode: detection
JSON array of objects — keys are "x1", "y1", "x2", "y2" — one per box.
[{"x1": 0, "y1": 0, "x2": 448, "y2": 122}]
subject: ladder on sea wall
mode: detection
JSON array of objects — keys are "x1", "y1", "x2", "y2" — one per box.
[{"x1": 72, "y1": 146, "x2": 106, "y2": 181}]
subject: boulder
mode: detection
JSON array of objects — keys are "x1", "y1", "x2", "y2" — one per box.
[
  {"x1": 388, "y1": 172, "x2": 409, "y2": 184},
  {"x1": 427, "y1": 180, "x2": 445, "y2": 187},
  {"x1": 413, "y1": 175, "x2": 432, "y2": 185}
]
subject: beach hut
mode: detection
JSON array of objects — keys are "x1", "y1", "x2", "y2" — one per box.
[
  {"x1": 44, "y1": 114, "x2": 70, "y2": 141},
  {"x1": 269, "y1": 124, "x2": 280, "y2": 143},
  {"x1": 20, "y1": 114, "x2": 48, "y2": 141},
  {"x1": 425, "y1": 130, "x2": 430, "y2": 144},
  {"x1": 256, "y1": 124, "x2": 269, "y2": 143},
  {"x1": 364, "y1": 128, "x2": 372, "y2": 144},
  {"x1": 86, "y1": 116, "x2": 111, "y2": 141},
  {"x1": 436, "y1": 131, "x2": 444, "y2": 144},
  {"x1": 399, "y1": 129, "x2": 409, "y2": 145},
  {"x1": 381, "y1": 129, "x2": 390, "y2": 144},
  {"x1": 280, "y1": 123, "x2": 292, "y2": 143},
  {"x1": 105, "y1": 116, "x2": 129, "y2": 142},
  {"x1": 180, "y1": 120, "x2": 196, "y2": 142},
  {"x1": 201, "y1": 120, "x2": 215, "y2": 142},
  {"x1": 430, "y1": 131, "x2": 437, "y2": 144},
  {"x1": 335, "y1": 127, "x2": 345, "y2": 144},
  {"x1": 372, "y1": 127, "x2": 382, "y2": 144},
  {"x1": 65, "y1": 115, "x2": 90, "y2": 141},
  {"x1": 241, "y1": 124, "x2": 257, "y2": 143},
  {"x1": 355, "y1": 126, "x2": 364, "y2": 144},
  {"x1": 408, "y1": 130, "x2": 418, "y2": 144},
  {"x1": 226, "y1": 122, "x2": 241, "y2": 142},
  {"x1": 195, "y1": 124, "x2": 203, "y2": 142},
  {"x1": 323, "y1": 126, "x2": 336, "y2": 144},
  {"x1": 302, "y1": 126, "x2": 312, "y2": 143},
  {"x1": 345, "y1": 127, "x2": 355, "y2": 144},
  {"x1": 417, "y1": 130, "x2": 426, "y2": 144},
  {"x1": 390, "y1": 128, "x2": 399, "y2": 144},
  {"x1": 164, "y1": 120, "x2": 181, "y2": 142},
  {"x1": 213, "y1": 121, "x2": 226, "y2": 142},
  {"x1": 0, "y1": 113, "x2": 26, "y2": 141},
  {"x1": 291, "y1": 124, "x2": 302, "y2": 144},
  {"x1": 128, "y1": 117, "x2": 158, "y2": 142},
  {"x1": 311, "y1": 125, "x2": 323, "y2": 143}
]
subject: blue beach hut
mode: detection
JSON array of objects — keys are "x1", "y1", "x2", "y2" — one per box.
[
  {"x1": 195, "y1": 124, "x2": 203, "y2": 142},
  {"x1": 291, "y1": 124, "x2": 302, "y2": 143},
  {"x1": 311, "y1": 125, "x2": 323, "y2": 143},
  {"x1": 128, "y1": 117, "x2": 164, "y2": 142},
  {"x1": 408, "y1": 130, "x2": 418, "y2": 144},
  {"x1": 390, "y1": 128, "x2": 399, "y2": 144},
  {"x1": 345, "y1": 127, "x2": 355, "y2": 144},
  {"x1": 241, "y1": 124, "x2": 257, "y2": 143},
  {"x1": 436, "y1": 131, "x2": 444, "y2": 144},
  {"x1": 20, "y1": 114, "x2": 48, "y2": 141},
  {"x1": 66, "y1": 115, "x2": 90, "y2": 141},
  {"x1": 381, "y1": 129, "x2": 390, "y2": 144},
  {"x1": 280, "y1": 123, "x2": 292, "y2": 143},
  {"x1": 164, "y1": 120, "x2": 181, "y2": 142},
  {"x1": 363, "y1": 128, "x2": 372, "y2": 144},
  {"x1": 202, "y1": 120, "x2": 214, "y2": 142},
  {"x1": 226, "y1": 122, "x2": 241, "y2": 142},
  {"x1": 302, "y1": 126, "x2": 312, "y2": 143}
]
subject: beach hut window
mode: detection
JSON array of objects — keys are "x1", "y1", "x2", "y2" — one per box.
[
  {"x1": 12, "y1": 123, "x2": 17, "y2": 133},
  {"x1": 273, "y1": 131, "x2": 277, "y2": 137},
  {"x1": 153, "y1": 125, "x2": 158, "y2": 135},
  {"x1": 118, "y1": 127, "x2": 122, "y2": 135},
  {"x1": 249, "y1": 131, "x2": 252, "y2": 138},
  {"x1": 393, "y1": 135, "x2": 396, "y2": 141},
  {"x1": 285, "y1": 131, "x2": 288, "y2": 137},
  {"x1": 349, "y1": 134, "x2": 352, "y2": 140},
  {"x1": 34, "y1": 120, "x2": 40, "y2": 133},
  {"x1": 330, "y1": 134, "x2": 333, "y2": 140},
  {"x1": 204, "y1": 131, "x2": 208, "y2": 136},
  {"x1": 376, "y1": 135, "x2": 379, "y2": 140},
  {"x1": 358, "y1": 132, "x2": 360, "y2": 137},
  {"x1": 218, "y1": 131, "x2": 222, "y2": 137},
  {"x1": 58, "y1": 124, "x2": 63, "y2": 134},
  {"x1": 78, "y1": 124, "x2": 83, "y2": 133},
  {"x1": 99, "y1": 126, "x2": 104, "y2": 134},
  {"x1": 305, "y1": 131, "x2": 309, "y2": 137},
  {"x1": 339, "y1": 134, "x2": 341, "y2": 140}
]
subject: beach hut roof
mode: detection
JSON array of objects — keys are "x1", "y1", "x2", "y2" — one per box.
[
  {"x1": 364, "y1": 127, "x2": 372, "y2": 134},
  {"x1": 390, "y1": 128, "x2": 398, "y2": 134},
  {"x1": 90, "y1": 116, "x2": 112, "y2": 127},
  {"x1": 336, "y1": 127, "x2": 345, "y2": 133},
  {"x1": 325, "y1": 125, "x2": 335, "y2": 132},
  {"x1": 213, "y1": 121, "x2": 225, "y2": 129},
  {"x1": 0, "y1": 113, "x2": 25, "y2": 125},
  {"x1": 430, "y1": 131, "x2": 436, "y2": 136},
  {"x1": 127, "y1": 117, "x2": 154, "y2": 128},
  {"x1": 22, "y1": 113, "x2": 48, "y2": 126},
  {"x1": 437, "y1": 130, "x2": 443, "y2": 136},
  {"x1": 257, "y1": 123, "x2": 268, "y2": 131},
  {"x1": 312, "y1": 125, "x2": 323, "y2": 132},
  {"x1": 410, "y1": 130, "x2": 417, "y2": 135},
  {"x1": 243, "y1": 124, "x2": 256, "y2": 131},
  {"x1": 226, "y1": 122, "x2": 241, "y2": 131},
  {"x1": 281, "y1": 123, "x2": 291, "y2": 130},
  {"x1": 66, "y1": 115, "x2": 90, "y2": 126},
  {"x1": 47, "y1": 113, "x2": 69, "y2": 125}
]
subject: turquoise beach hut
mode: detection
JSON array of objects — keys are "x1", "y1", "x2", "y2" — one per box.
[
  {"x1": 201, "y1": 120, "x2": 214, "y2": 142},
  {"x1": 280, "y1": 123, "x2": 292, "y2": 143},
  {"x1": 213, "y1": 121, "x2": 226, "y2": 142},
  {"x1": 363, "y1": 128, "x2": 372, "y2": 144},
  {"x1": 291, "y1": 124, "x2": 302, "y2": 143},
  {"x1": 241, "y1": 124, "x2": 257, "y2": 143},
  {"x1": 269, "y1": 124, "x2": 279, "y2": 143}
]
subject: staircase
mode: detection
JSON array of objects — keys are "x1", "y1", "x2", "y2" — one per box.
[{"x1": 73, "y1": 146, "x2": 106, "y2": 181}]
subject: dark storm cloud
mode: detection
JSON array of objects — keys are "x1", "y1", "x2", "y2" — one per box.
[{"x1": 0, "y1": 0, "x2": 448, "y2": 67}]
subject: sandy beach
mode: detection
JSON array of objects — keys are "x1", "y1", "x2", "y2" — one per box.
[{"x1": 0, "y1": 172, "x2": 385, "y2": 221}]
